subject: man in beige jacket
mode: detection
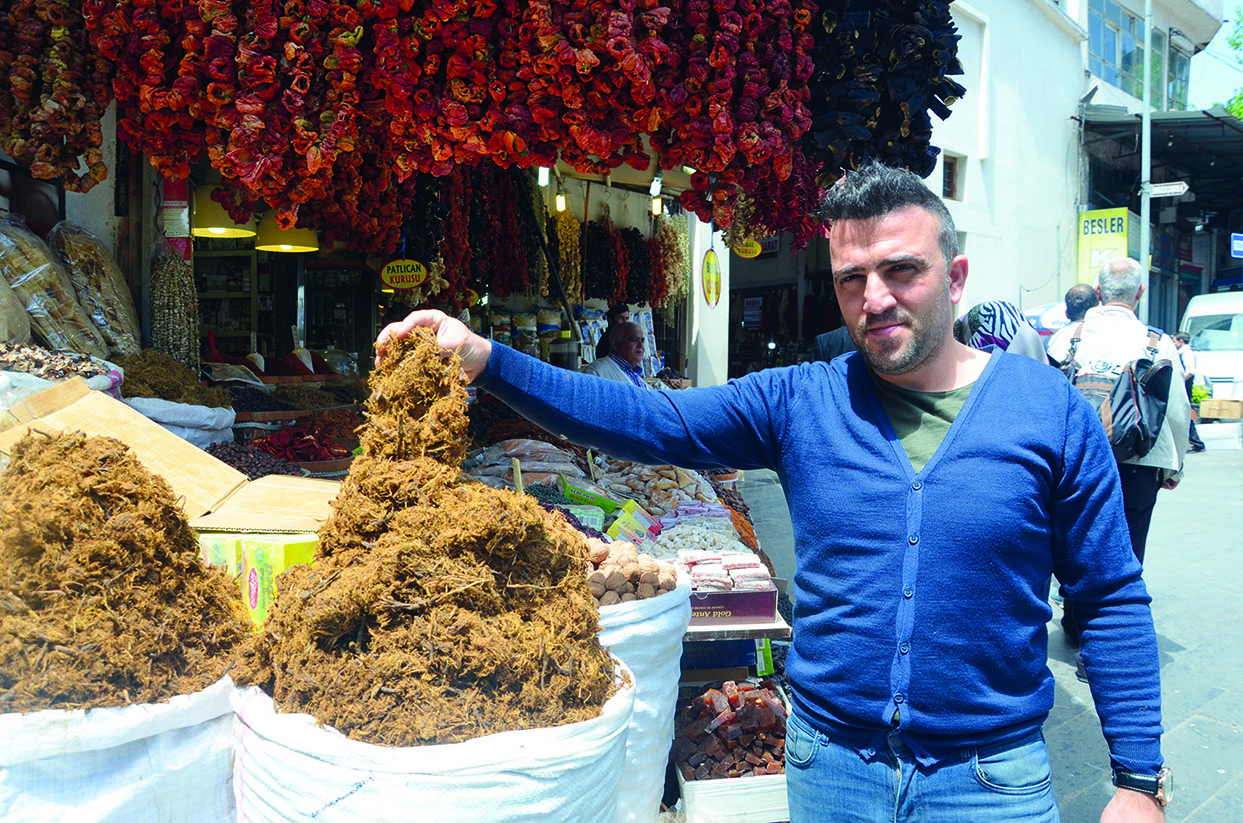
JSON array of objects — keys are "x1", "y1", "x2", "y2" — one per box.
[{"x1": 1048, "y1": 257, "x2": 1189, "y2": 649}]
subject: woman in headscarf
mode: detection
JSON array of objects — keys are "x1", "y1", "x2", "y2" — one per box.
[{"x1": 953, "y1": 300, "x2": 1050, "y2": 364}]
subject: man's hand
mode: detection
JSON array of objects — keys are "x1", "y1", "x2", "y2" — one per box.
[
  {"x1": 1101, "y1": 788, "x2": 1164, "y2": 823},
  {"x1": 374, "y1": 309, "x2": 492, "y2": 383},
  {"x1": 1161, "y1": 478, "x2": 1180, "y2": 490}
]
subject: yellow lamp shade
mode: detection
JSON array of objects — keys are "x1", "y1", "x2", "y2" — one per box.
[
  {"x1": 255, "y1": 211, "x2": 319, "y2": 253},
  {"x1": 191, "y1": 185, "x2": 257, "y2": 238}
]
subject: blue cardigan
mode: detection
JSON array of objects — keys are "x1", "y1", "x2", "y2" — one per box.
[{"x1": 477, "y1": 344, "x2": 1163, "y2": 774}]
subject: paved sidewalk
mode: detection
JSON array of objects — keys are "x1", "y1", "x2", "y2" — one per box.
[{"x1": 738, "y1": 448, "x2": 1243, "y2": 822}]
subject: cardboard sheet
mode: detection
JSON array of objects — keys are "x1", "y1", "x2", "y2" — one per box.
[{"x1": 0, "y1": 378, "x2": 338, "y2": 532}]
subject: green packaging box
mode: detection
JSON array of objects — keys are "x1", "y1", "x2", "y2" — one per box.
[{"x1": 241, "y1": 533, "x2": 318, "y2": 626}]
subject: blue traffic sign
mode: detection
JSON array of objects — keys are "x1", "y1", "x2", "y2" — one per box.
[{"x1": 1233, "y1": 233, "x2": 1243, "y2": 259}]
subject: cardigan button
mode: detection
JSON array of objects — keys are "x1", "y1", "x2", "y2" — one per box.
[
  {"x1": 908, "y1": 534, "x2": 919, "y2": 545},
  {"x1": 911, "y1": 480, "x2": 922, "y2": 491}
]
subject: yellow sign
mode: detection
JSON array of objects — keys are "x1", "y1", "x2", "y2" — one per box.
[
  {"x1": 702, "y1": 249, "x2": 721, "y2": 308},
  {"x1": 1077, "y1": 208, "x2": 1135, "y2": 284},
  {"x1": 734, "y1": 239, "x2": 762, "y2": 258},
  {"x1": 380, "y1": 259, "x2": 428, "y2": 290}
]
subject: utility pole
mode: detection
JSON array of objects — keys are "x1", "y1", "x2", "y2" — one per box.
[{"x1": 1138, "y1": 0, "x2": 1153, "y2": 323}]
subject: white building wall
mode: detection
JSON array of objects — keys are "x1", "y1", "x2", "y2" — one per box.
[{"x1": 933, "y1": 1, "x2": 1087, "y2": 313}]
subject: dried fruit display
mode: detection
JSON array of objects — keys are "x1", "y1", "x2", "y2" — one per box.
[
  {"x1": 0, "y1": 341, "x2": 109, "y2": 380},
  {"x1": 0, "y1": 432, "x2": 250, "y2": 712},
  {"x1": 0, "y1": 0, "x2": 112, "y2": 191},
  {"x1": 654, "y1": 213, "x2": 690, "y2": 312},
  {"x1": 233, "y1": 327, "x2": 614, "y2": 746},
  {"x1": 670, "y1": 679, "x2": 788, "y2": 781}
]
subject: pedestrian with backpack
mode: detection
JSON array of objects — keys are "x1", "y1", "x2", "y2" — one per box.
[{"x1": 1047, "y1": 257, "x2": 1190, "y2": 653}]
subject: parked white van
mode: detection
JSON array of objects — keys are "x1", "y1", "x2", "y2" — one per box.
[{"x1": 1179, "y1": 291, "x2": 1243, "y2": 393}]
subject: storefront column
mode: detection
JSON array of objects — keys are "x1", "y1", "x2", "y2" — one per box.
[{"x1": 684, "y1": 214, "x2": 730, "y2": 387}]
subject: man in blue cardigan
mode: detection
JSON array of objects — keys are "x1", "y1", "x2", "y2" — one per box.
[{"x1": 377, "y1": 165, "x2": 1167, "y2": 823}]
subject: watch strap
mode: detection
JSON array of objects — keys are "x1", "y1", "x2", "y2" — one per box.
[
  {"x1": 1112, "y1": 768, "x2": 1170, "y2": 806},
  {"x1": 1112, "y1": 770, "x2": 1160, "y2": 795}
]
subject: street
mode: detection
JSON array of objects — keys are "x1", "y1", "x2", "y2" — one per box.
[{"x1": 738, "y1": 446, "x2": 1243, "y2": 822}]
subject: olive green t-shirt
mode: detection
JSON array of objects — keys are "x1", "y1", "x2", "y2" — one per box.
[{"x1": 868, "y1": 373, "x2": 975, "y2": 473}]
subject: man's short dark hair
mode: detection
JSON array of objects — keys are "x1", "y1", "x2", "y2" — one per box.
[
  {"x1": 1174, "y1": 332, "x2": 1190, "y2": 343},
  {"x1": 1064, "y1": 283, "x2": 1098, "y2": 322},
  {"x1": 817, "y1": 162, "x2": 959, "y2": 267},
  {"x1": 607, "y1": 303, "x2": 630, "y2": 323}
]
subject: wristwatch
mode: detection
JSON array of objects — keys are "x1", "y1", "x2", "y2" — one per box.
[{"x1": 1112, "y1": 767, "x2": 1173, "y2": 806}]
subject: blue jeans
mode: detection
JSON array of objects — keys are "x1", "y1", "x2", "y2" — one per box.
[{"x1": 785, "y1": 712, "x2": 1059, "y2": 823}]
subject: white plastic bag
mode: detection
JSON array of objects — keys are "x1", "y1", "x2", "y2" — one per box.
[
  {"x1": 0, "y1": 677, "x2": 236, "y2": 823},
  {"x1": 597, "y1": 584, "x2": 692, "y2": 823},
  {"x1": 231, "y1": 662, "x2": 636, "y2": 823}
]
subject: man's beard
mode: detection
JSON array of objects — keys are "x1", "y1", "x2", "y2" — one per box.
[{"x1": 851, "y1": 286, "x2": 952, "y2": 376}]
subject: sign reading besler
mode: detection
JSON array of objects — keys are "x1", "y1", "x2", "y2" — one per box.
[{"x1": 381, "y1": 259, "x2": 429, "y2": 290}]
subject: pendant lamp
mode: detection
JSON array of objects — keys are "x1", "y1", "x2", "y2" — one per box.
[
  {"x1": 255, "y1": 211, "x2": 319, "y2": 253},
  {"x1": 191, "y1": 185, "x2": 257, "y2": 238}
]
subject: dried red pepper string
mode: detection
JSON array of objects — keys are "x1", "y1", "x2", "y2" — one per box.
[{"x1": 67, "y1": 0, "x2": 956, "y2": 255}]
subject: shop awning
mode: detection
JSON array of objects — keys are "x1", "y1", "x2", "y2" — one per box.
[{"x1": 1082, "y1": 105, "x2": 1243, "y2": 219}]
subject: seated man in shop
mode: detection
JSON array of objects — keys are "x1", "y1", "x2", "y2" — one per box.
[
  {"x1": 596, "y1": 303, "x2": 631, "y2": 359},
  {"x1": 583, "y1": 321, "x2": 648, "y2": 388}
]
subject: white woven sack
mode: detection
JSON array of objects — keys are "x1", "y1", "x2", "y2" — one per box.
[
  {"x1": 0, "y1": 676, "x2": 236, "y2": 823},
  {"x1": 597, "y1": 584, "x2": 692, "y2": 823},
  {"x1": 231, "y1": 661, "x2": 636, "y2": 823},
  {"x1": 123, "y1": 396, "x2": 236, "y2": 431}
]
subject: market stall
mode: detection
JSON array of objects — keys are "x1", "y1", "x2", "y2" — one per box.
[{"x1": 0, "y1": 1, "x2": 966, "y2": 820}]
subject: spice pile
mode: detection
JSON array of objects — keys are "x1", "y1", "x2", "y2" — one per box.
[
  {"x1": 0, "y1": 432, "x2": 250, "y2": 712},
  {"x1": 205, "y1": 440, "x2": 303, "y2": 480},
  {"x1": 234, "y1": 327, "x2": 614, "y2": 746},
  {"x1": 117, "y1": 350, "x2": 231, "y2": 408},
  {"x1": 0, "y1": 342, "x2": 110, "y2": 380}
]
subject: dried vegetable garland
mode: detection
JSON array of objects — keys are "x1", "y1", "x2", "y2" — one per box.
[
  {"x1": 581, "y1": 220, "x2": 617, "y2": 303},
  {"x1": 0, "y1": 0, "x2": 112, "y2": 191},
  {"x1": 42, "y1": 0, "x2": 962, "y2": 256},
  {"x1": 646, "y1": 234, "x2": 668, "y2": 308},
  {"x1": 807, "y1": 2, "x2": 966, "y2": 181},
  {"x1": 605, "y1": 210, "x2": 629, "y2": 305},
  {"x1": 620, "y1": 227, "x2": 649, "y2": 306},
  {"x1": 655, "y1": 213, "x2": 689, "y2": 311},
  {"x1": 551, "y1": 210, "x2": 583, "y2": 306}
]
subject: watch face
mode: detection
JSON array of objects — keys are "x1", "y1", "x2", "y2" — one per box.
[{"x1": 1158, "y1": 767, "x2": 1172, "y2": 806}]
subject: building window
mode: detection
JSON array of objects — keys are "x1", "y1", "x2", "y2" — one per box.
[
  {"x1": 942, "y1": 154, "x2": 962, "y2": 201},
  {"x1": 1168, "y1": 47, "x2": 1190, "y2": 110},
  {"x1": 1089, "y1": 0, "x2": 1178, "y2": 109}
]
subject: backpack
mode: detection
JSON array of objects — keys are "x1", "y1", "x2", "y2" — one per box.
[{"x1": 1061, "y1": 324, "x2": 1174, "y2": 462}]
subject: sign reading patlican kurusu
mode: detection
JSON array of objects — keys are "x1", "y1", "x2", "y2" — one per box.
[{"x1": 381, "y1": 259, "x2": 429, "y2": 290}]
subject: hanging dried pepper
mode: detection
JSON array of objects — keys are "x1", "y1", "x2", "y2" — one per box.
[
  {"x1": 620, "y1": 226, "x2": 650, "y2": 305},
  {"x1": 437, "y1": 164, "x2": 473, "y2": 309},
  {"x1": 1, "y1": 0, "x2": 112, "y2": 191},
  {"x1": 581, "y1": 220, "x2": 617, "y2": 302},
  {"x1": 646, "y1": 234, "x2": 668, "y2": 308}
]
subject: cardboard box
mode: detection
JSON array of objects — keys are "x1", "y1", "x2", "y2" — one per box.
[
  {"x1": 688, "y1": 585, "x2": 778, "y2": 626},
  {"x1": 1200, "y1": 398, "x2": 1243, "y2": 420},
  {"x1": 242, "y1": 533, "x2": 318, "y2": 625},
  {"x1": 677, "y1": 763, "x2": 788, "y2": 823},
  {"x1": 0, "y1": 378, "x2": 339, "y2": 534}
]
